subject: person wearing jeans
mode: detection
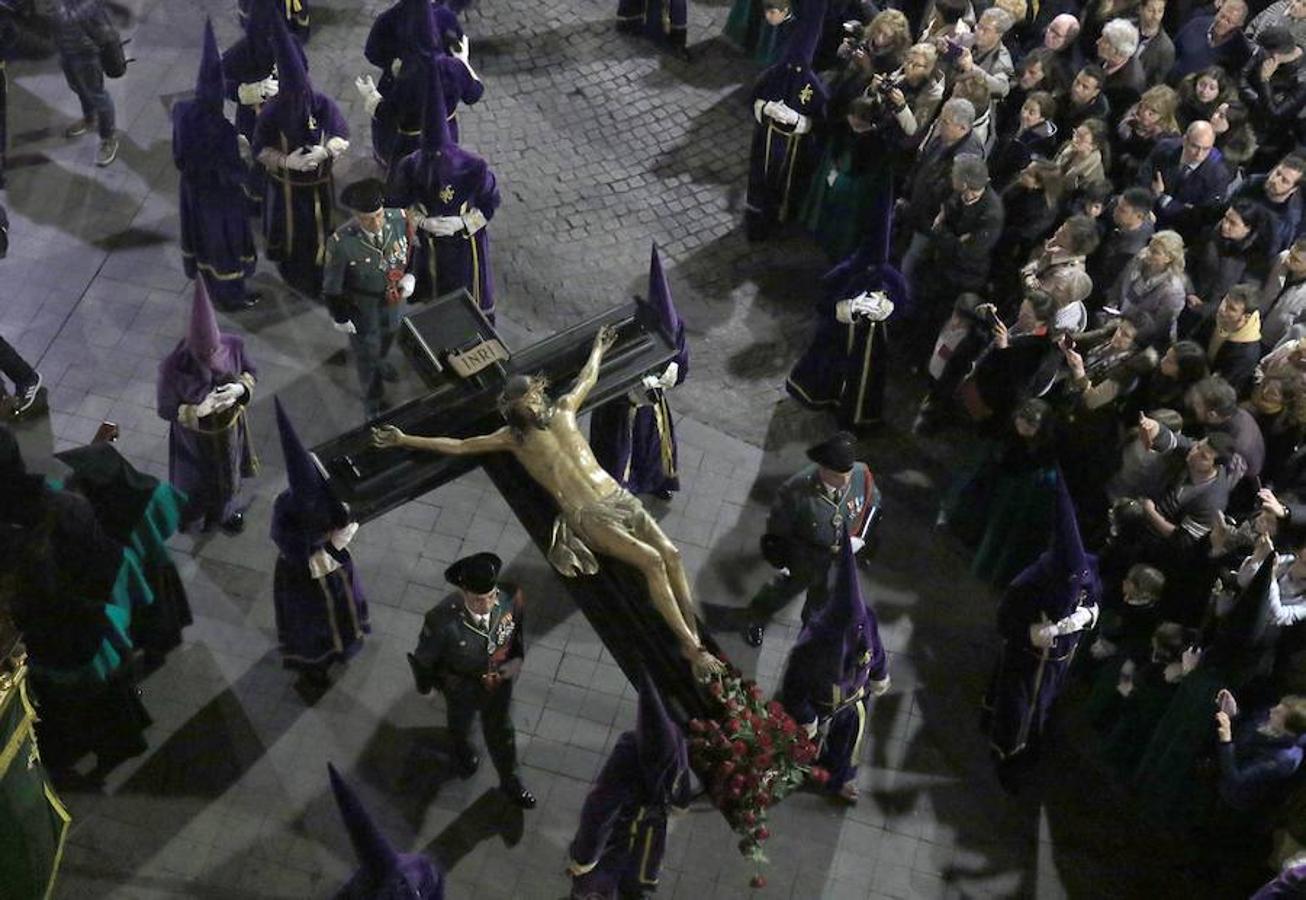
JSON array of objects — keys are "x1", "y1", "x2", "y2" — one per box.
[
  {"x1": 43, "y1": 0, "x2": 118, "y2": 166},
  {"x1": 0, "y1": 334, "x2": 42, "y2": 417}
]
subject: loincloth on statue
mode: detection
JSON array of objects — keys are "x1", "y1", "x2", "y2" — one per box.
[{"x1": 547, "y1": 488, "x2": 658, "y2": 577}]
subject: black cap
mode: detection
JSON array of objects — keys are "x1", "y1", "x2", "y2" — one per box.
[
  {"x1": 340, "y1": 178, "x2": 386, "y2": 214},
  {"x1": 806, "y1": 431, "x2": 857, "y2": 473},
  {"x1": 445, "y1": 552, "x2": 502, "y2": 594},
  {"x1": 1258, "y1": 25, "x2": 1297, "y2": 55}
]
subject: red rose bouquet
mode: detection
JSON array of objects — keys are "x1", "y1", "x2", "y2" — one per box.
[{"x1": 687, "y1": 673, "x2": 828, "y2": 875}]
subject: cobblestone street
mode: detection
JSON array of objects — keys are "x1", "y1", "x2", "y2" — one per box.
[{"x1": 0, "y1": 0, "x2": 1244, "y2": 897}]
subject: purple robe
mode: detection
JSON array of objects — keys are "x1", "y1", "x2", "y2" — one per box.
[
  {"x1": 1251, "y1": 864, "x2": 1306, "y2": 900},
  {"x1": 156, "y1": 337, "x2": 258, "y2": 527},
  {"x1": 745, "y1": 62, "x2": 828, "y2": 235},
  {"x1": 786, "y1": 260, "x2": 907, "y2": 428},
  {"x1": 387, "y1": 146, "x2": 500, "y2": 318},
  {"x1": 252, "y1": 91, "x2": 349, "y2": 297},
  {"x1": 270, "y1": 491, "x2": 370, "y2": 669},
  {"x1": 589, "y1": 389, "x2": 681, "y2": 498},
  {"x1": 780, "y1": 616, "x2": 887, "y2": 792},
  {"x1": 568, "y1": 733, "x2": 689, "y2": 898},
  {"x1": 173, "y1": 102, "x2": 257, "y2": 307},
  {"x1": 372, "y1": 56, "x2": 483, "y2": 171},
  {"x1": 616, "y1": 0, "x2": 688, "y2": 48},
  {"x1": 222, "y1": 35, "x2": 279, "y2": 215}
]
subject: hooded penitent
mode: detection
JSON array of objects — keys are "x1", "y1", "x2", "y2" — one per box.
[
  {"x1": 788, "y1": 530, "x2": 887, "y2": 696},
  {"x1": 1009, "y1": 470, "x2": 1102, "y2": 623},
  {"x1": 260, "y1": 0, "x2": 317, "y2": 142},
  {"x1": 328, "y1": 763, "x2": 444, "y2": 899},
  {"x1": 185, "y1": 277, "x2": 233, "y2": 375},
  {"x1": 641, "y1": 243, "x2": 688, "y2": 379},
  {"x1": 274, "y1": 398, "x2": 347, "y2": 536},
  {"x1": 634, "y1": 669, "x2": 691, "y2": 803}
]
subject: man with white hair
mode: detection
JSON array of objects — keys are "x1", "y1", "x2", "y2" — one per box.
[
  {"x1": 1139, "y1": 120, "x2": 1231, "y2": 238},
  {"x1": 898, "y1": 97, "x2": 985, "y2": 289},
  {"x1": 1097, "y1": 18, "x2": 1146, "y2": 111},
  {"x1": 1172, "y1": 0, "x2": 1250, "y2": 78}
]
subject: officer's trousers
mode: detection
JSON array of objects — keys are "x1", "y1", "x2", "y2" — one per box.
[
  {"x1": 746, "y1": 554, "x2": 832, "y2": 625},
  {"x1": 446, "y1": 679, "x2": 518, "y2": 783}
]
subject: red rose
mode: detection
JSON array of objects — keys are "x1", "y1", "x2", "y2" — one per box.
[
  {"x1": 755, "y1": 826, "x2": 770, "y2": 841},
  {"x1": 741, "y1": 811, "x2": 757, "y2": 826},
  {"x1": 766, "y1": 700, "x2": 785, "y2": 717},
  {"x1": 732, "y1": 740, "x2": 748, "y2": 757},
  {"x1": 757, "y1": 793, "x2": 771, "y2": 808},
  {"x1": 748, "y1": 684, "x2": 764, "y2": 701},
  {"x1": 754, "y1": 752, "x2": 772, "y2": 769},
  {"x1": 726, "y1": 699, "x2": 741, "y2": 713},
  {"x1": 689, "y1": 719, "x2": 707, "y2": 734},
  {"x1": 728, "y1": 785, "x2": 743, "y2": 800},
  {"x1": 780, "y1": 718, "x2": 797, "y2": 736},
  {"x1": 709, "y1": 681, "x2": 724, "y2": 699},
  {"x1": 718, "y1": 760, "x2": 736, "y2": 777},
  {"x1": 810, "y1": 766, "x2": 830, "y2": 784},
  {"x1": 757, "y1": 733, "x2": 773, "y2": 750},
  {"x1": 725, "y1": 719, "x2": 742, "y2": 736},
  {"x1": 750, "y1": 874, "x2": 767, "y2": 889},
  {"x1": 707, "y1": 719, "x2": 722, "y2": 732},
  {"x1": 730, "y1": 773, "x2": 746, "y2": 790}
]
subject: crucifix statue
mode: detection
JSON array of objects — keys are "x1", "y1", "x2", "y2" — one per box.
[{"x1": 372, "y1": 324, "x2": 725, "y2": 679}]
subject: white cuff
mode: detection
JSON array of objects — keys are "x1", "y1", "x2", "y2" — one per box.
[
  {"x1": 793, "y1": 115, "x2": 812, "y2": 135},
  {"x1": 309, "y1": 548, "x2": 342, "y2": 579},
  {"x1": 325, "y1": 136, "x2": 349, "y2": 158}
]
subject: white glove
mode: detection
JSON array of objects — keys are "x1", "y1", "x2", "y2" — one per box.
[
  {"x1": 329, "y1": 522, "x2": 359, "y2": 550},
  {"x1": 769, "y1": 102, "x2": 800, "y2": 125},
  {"x1": 285, "y1": 147, "x2": 318, "y2": 172},
  {"x1": 1029, "y1": 623, "x2": 1058, "y2": 649},
  {"x1": 1052, "y1": 605, "x2": 1097, "y2": 636},
  {"x1": 422, "y1": 215, "x2": 464, "y2": 236},
  {"x1": 214, "y1": 382, "x2": 246, "y2": 402},
  {"x1": 355, "y1": 75, "x2": 382, "y2": 116},
  {"x1": 761, "y1": 100, "x2": 785, "y2": 121},
  {"x1": 390, "y1": 58, "x2": 402, "y2": 78},
  {"x1": 302, "y1": 145, "x2": 330, "y2": 167},
  {"x1": 461, "y1": 207, "x2": 487, "y2": 236},
  {"x1": 334, "y1": 319, "x2": 357, "y2": 335},
  {"x1": 325, "y1": 136, "x2": 350, "y2": 158},
  {"x1": 641, "y1": 374, "x2": 662, "y2": 391},
  {"x1": 850, "y1": 535, "x2": 866, "y2": 554},
  {"x1": 869, "y1": 675, "x2": 890, "y2": 696},
  {"x1": 398, "y1": 273, "x2": 416, "y2": 299},
  {"x1": 209, "y1": 388, "x2": 237, "y2": 414},
  {"x1": 658, "y1": 361, "x2": 680, "y2": 389},
  {"x1": 194, "y1": 391, "x2": 220, "y2": 418},
  {"x1": 237, "y1": 81, "x2": 266, "y2": 105},
  {"x1": 453, "y1": 35, "x2": 470, "y2": 62},
  {"x1": 801, "y1": 719, "x2": 818, "y2": 739},
  {"x1": 237, "y1": 134, "x2": 252, "y2": 165},
  {"x1": 776, "y1": 566, "x2": 791, "y2": 577}
]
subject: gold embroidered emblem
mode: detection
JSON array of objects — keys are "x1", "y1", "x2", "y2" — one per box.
[
  {"x1": 439, "y1": 185, "x2": 455, "y2": 204},
  {"x1": 799, "y1": 84, "x2": 813, "y2": 105}
]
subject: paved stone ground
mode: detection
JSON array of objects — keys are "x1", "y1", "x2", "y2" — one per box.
[{"x1": 0, "y1": 0, "x2": 1270, "y2": 898}]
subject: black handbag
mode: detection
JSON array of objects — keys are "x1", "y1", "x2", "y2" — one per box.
[{"x1": 98, "y1": 33, "x2": 127, "y2": 78}]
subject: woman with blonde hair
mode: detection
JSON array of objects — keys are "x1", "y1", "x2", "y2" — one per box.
[
  {"x1": 1109, "y1": 230, "x2": 1188, "y2": 345},
  {"x1": 860, "y1": 9, "x2": 912, "y2": 71},
  {"x1": 1115, "y1": 85, "x2": 1181, "y2": 182}
]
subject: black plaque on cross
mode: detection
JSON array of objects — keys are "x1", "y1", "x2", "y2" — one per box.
[{"x1": 311, "y1": 290, "x2": 718, "y2": 721}]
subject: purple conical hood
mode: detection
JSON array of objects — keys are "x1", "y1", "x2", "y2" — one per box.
[
  {"x1": 645, "y1": 244, "x2": 682, "y2": 339},
  {"x1": 420, "y1": 50, "x2": 452, "y2": 154},
  {"x1": 1012, "y1": 470, "x2": 1100, "y2": 619},
  {"x1": 266, "y1": 0, "x2": 311, "y2": 103},
  {"x1": 186, "y1": 279, "x2": 232, "y2": 373},
  {"x1": 403, "y1": 0, "x2": 441, "y2": 57},
  {"x1": 328, "y1": 763, "x2": 400, "y2": 879},
  {"x1": 196, "y1": 18, "x2": 225, "y2": 108},
  {"x1": 1050, "y1": 471, "x2": 1092, "y2": 587},
  {"x1": 635, "y1": 670, "x2": 689, "y2": 801},
  {"x1": 784, "y1": 0, "x2": 827, "y2": 67},
  {"x1": 275, "y1": 397, "x2": 344, "y2": 532},
  {"x1": 793, "y1": 531, "x2": 886, "y2": 688}
]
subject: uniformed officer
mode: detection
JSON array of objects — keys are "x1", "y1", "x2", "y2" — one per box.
[
  {"x1": 408, "y1": 552, "x2": 536, "y2": 809},
  {"x1": 325, "y1": 178, "x2": 415, "y2": 420},
  {"x1": 744, "y1": 431, "x2": 881, "y2": 647}
]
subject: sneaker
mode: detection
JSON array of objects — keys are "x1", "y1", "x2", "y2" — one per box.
[
  {"x1": 14, "y1": 373, "x2": 41, "y2": 415},
  {"x1": 95, "y1": 135, "x2": 119, "y2": 167},
  {"x1": 64, "y1": 117, "x2": 93, "y2": 138}
]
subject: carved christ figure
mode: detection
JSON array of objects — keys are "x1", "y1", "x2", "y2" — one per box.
[{"x1": 373, "y1": 325, "x2": 725, "y2": 678}]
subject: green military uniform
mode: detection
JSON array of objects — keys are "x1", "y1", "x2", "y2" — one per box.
[
  {"x1": 411, "y1": 582, "x2": 525, "y2": 784},
  {"x1": 749, "y1": 461, "x2": 880, "y2": 625},
  {"x1": 322, "y1": 207, "x2": 413, "y2": 418}
]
